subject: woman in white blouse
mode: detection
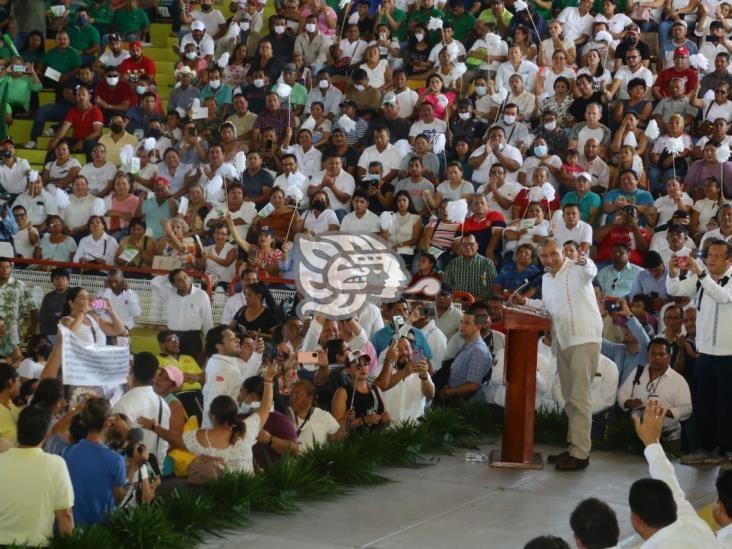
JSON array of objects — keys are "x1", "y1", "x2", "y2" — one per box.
[
  {"x1": 41, "y1": 141, "x2": 81, "y2": 191},
  {"x1": 539, "y1": 19, "x2": 577, "y2": 66},
  {"x1": 535, "y1": 50, "x2": 576, "y2": 98},
  {"x1": 690, "y1": 82, "x2": 732, "y2": 126},
  {"x1": 73, "y1": 215, "x2": 119, "y2": 265},
  {"x1": 60, "y1": 287, "x2": 127, "y2": 346},
  {"x1": 138, "y1": 367, "x2": 275, "y2": 474},
  {"x1": 381, "y1": 190, "x2": 422, "y2": 268},
  {"x1": 298, "y1": 190, "x2": 340, "y2": 235},
  {"x1": 360, "y1": 45, "x2": 392, "y2": 92}
]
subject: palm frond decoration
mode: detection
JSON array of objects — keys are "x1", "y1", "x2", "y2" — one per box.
[
  {"x1": 104, "y1": 503, "x2": 187, "y2": 549},
  {"x1": 157, "y1": 488, "x2": 245, "y2": 540},
  {"x1": 298, "y1": 440, "x2": 390, "y2": 486},
  {"x1": 198, "y1": 470, "x2": 262, "y2": 512},
  {"x1": 48, "y1": 524, "x2": 120, "y2": 549}
]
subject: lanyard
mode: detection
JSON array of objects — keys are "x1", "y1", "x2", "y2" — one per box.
[{"x1": 295, "y1": 406, "x2": 315, "y2": 437}]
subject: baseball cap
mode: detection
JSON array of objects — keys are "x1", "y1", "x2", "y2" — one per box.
[
  {"x1": 259, "y1": 226, "x2": 275, "y2": 236},
  {"x1": 1, "y1": 138, "x2": 13, "y2": 146},
  {"x1": 284, "y1": 63, "x2": 297, "y2": 72},
  {"x1": 625, "y1": 22, "x2": 639, "y2": 31},
  {"x1": 382, "y1": 92, "x2": 397, "y2": 105},
  {"x1": 129, "y1": 40, "x2": 143, "y2": 49},
  {"x1": 576, "y1": 171, "x2": 592, "y2": 181},
  {"x1": 161, "y1": 366, "x2": 184, "y2": 389},
  {"x1": 672, "y1": 19, "x2": 688, "y2": 28},
  {"x1": 191, "y1": 20, "x2": 206, "y2": 31},
  {"x1": 674, "y1": 46, "x2": 690, "y2": 57},
  {"x1": 108, "y1": 33, "x2": 121, "y2": 42},
  {"x1": 154, "y1": 176, "x2": 169, "y2": 187},
  {"x1": 668, "y1": 223, "x2": 690, "y2": 234}
]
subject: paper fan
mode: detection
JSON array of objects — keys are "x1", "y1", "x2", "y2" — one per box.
[
  {"x1": 703, "y1": 89, "x2": 715, "y2": 102},
  {"x1": 276, "y1": 82, "x2": 292, "y2": 98},
  {"x1": 433, "y1": 133, "x2": 446, "y2": 155},
  {"x1": 716, "y1": 144, "x2": 730, "y2": 163},
  {"x1": 446, "y1": 42, "x2": 459, "y2": 60},
  {"x1": 542, "y1": 182, "x2": 556, "y2": 202},
  {"x1": 379, "y1": 211, "x2": 395, "y2": 231},
  {"x1": 427, "y1": 17, "x2": 443, "y2": 30},
  {"x1": 445, "y1": 199, "x2": 469, "y2": 224},
  {"x1": 490, "y1": 87, "x2": 508, "y2": 104},
  {"x1": 282, "y1": 181, "x2": 304, "y2": 202},
  {"x1": 665, "y1": 137, "x2": 684, "y2": 155},
  {"x1": 217, "y1": 52, "x2": 230, "y2": 69},
  {"x1": 338, "y1": 114, "x2": 356, "y2": 133},
  {"x1": 453, "y1": 62, "x2": 467, "y2": 77},
  {"x1": 393, "y1": 139, "x2": 412, "y2": 157},
  {"x1": 233, "y1": 151, "x2": 247, "y2": 174},
  {"x1": 690, "y1": 54, "x2": 709, "y2": 72},
  {"x1": 339, "y1": 0, "x2": 349, "y2": 8},
  {"x1": 27, "y1": 169, "x2": 39, "y2": 182},
  {"x1": 191, "y1": 98, "x2": 201, "y2": 110},
  {"x1": 142, "y1": 137, "x2": 156, "y2": 152},
  {"x1": 53, "y1": 186, "x2": 69, "y2": 210},
  {"x1": 594, "y1": 30, "x2": 613, "y2": 43},
  {"x1": 644, "y1": 119, "x2": 660, "y2": 140},
  {"x1": 206, "y1": 175, "x2": 224, "y2": 198},
  {"x1": 623, "y1": 132, "x2": 638, "y2": 148},
  {"x1": 348, "y1": 12, "x2": 359, "y2": 24},
  {"x1": 225, "y1": 22, "x2": 240, "y2": 41},
  {"x1": 514, "y1": 0, "x2": 528, "y2": 10},
  {"x1": 484, "y1": 32, "x2": 501, "y2": 47},
  {"x1": 119, "y1": 144, "x2": 135, "y2": 167},
  {"x1": 218, "y1": 163, "x2": 239, "y2": 181}
]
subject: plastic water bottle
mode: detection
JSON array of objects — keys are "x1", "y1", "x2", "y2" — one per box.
[{"x1": 465, "y1": 452, "x2": 488, "y2": 463}]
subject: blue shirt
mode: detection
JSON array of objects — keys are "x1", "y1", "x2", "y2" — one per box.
[
  {"x1": 64, "y1": 439, "x2": 126, "y2": 526},
  {"x1": 630, "y1": 267, "x2": 669, "y2": 300},
  {"x1": 449, "y1": 336, "x2": 492, "y2": 399},
  {"x1": 200, "y1": 83, "x2": 234, "y2": 115},
  {"x1": 601, "y1": 315, "x2": 651, "y2": 384},
  {"x1": 595, "y1": 263, "x2": 643, "y2": 298},
  {"x1": 603, "y1": 189, "x2": 654, "y2": 226},
  {"x1": 372, "y1": 325, "x2": 432, "y2": 360},
  {"x1": 496, "y1": 261, "x2": 542, "y2": 294}
]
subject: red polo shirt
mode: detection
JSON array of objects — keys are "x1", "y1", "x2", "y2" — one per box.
[
  {"x1": 119, "y1": 55, "x2": 157, "y2": 83},
  {"x1": 64, "y1": 104, "x2": 104, "y2": 140},
  {"x1": 95, "y1": 79, "x2": 137, "y2": 109},
  {"x1": 596, "y1": 226, "x2": 651, "y2": 266},
  {"x1": 461, "y1": 211, "x2": 507, "y2": 234},
  {"x1": 653, "y1": 67, "x2": 698, "y2": 97}
]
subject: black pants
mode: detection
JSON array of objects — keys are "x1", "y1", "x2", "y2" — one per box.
[
  {"x1": 695, "y1": 353, "x2": 732, "y2": 454},
  {"x1": 176, "y1": 330, "x2": 202, "y2": 361}
]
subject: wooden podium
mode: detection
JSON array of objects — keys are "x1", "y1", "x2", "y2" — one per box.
[{"x1": 490, "y1": 305, "x2": 552, "y2": 469}]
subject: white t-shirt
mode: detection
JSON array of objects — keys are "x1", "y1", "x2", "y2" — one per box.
[
  {"x1": 204, "y1": 242, "x2": 237, "y2": 284},
  {"x1": 519, "y1": 155, "x2": 562, "y2": 189},
  {"x1": 653, "y1": 194, "x2": 694, "y2": 227},
  {"x1": 552, "y1": 219, "x2": 593, "y2": 247},
  {"x1": 358, "y1": 144, "x2": 401, "y2": 173},
  {"x1": 700, "y1": 99, "x2": 732, "y2": 123},
  {"x1": 80, "y1": 162, "x2": 118, "y2": 194},
  {"x1": 408, "y1": 119, "x2": 448, "y2": 142},
  {"x1": 0, "y1": 157, "x2": 30, "y2": 194},
  {"x1": 469, "y1": 143, "x2": 523, "y2": 185},
  {"x1": 18, "y1": 357, "x2": 44, "y2": 379},
  {"x1": 477, "y1": 180, "x2": 523, "y2": 222},
  {"x1": 98, "y1": 49, "x2": 130, "y2": 68},
  {"x1": 301, "y1": 208, "x2": 340, "y2": 234},
  {"x1": 436, "y1": 180, "x2": 474, "y2": 201},
  {"x1": 220, "y1": 292, "x2": 245, "y2": 325},
  {"x1": 310, "y1": 170, "x2": 355, "y2": 212},
  {"x1": 13, "y1": 227, "x2": 37, "y2": 259},
  {"x1": 613, "y1": 66, "x2": 654, "y2": 100},
  {"x1": 340, "y1": 210, "x2": 381, "y2": 233},
  {"x1": 295, "y1": 407, "x2": 340, "y2": 451},
  {"x1": 190, "y1": 8, "x2": 226, "y2": 37}
]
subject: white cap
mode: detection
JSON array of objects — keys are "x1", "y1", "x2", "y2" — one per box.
[
  {"x1": 576, "y1": 172, "x2": 592, "y2": 181},
  {"x1": 191, "y1": 20, "x2": 206, "y2": 31}
]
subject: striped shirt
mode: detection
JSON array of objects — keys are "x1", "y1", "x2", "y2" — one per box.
[{"x1": 443, "y1": 254, "x2": 497, "y2": 301}]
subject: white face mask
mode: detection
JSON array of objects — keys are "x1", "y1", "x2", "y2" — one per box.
[
  {"x1": 106, "y1": 76, "x2": 119, "y2": 86},
  {"x1": 354, "y1": 83, "x2": 365, "y2": 91},
  {"x1": 475, "y1": 85, "x2": 487, "y2": 96},
  {"x1": 458, "y1": 112, "x2": 471, "y2": 120},
  {"x1": 209, "y1": 79, "x2": 221, "y2": 89},
  {"x1": 240, "y1": 21, "x2": 250, "y2": 31},
  {"x1": 503, "y1": 114, "x2": 516, "y2": 125},
  {"x1": 186, "y1": 51, "x2": 197, "y2": 60},
  {"x1": 318, "y1": 79, "x2": 329, "y2": 89},
  {"x1": 415, "y1": 33, "x2": 424, "y2": 42},
  {"x1": 274, "y1": 25, "x2": 286, "y2": 34},
  {"x1": 305, "y1": 23, "x2": 317, "y2": 32},
  {"x1": 544, "y1": 120, "x2": 557, "y2": 131},
  {"x1": 253, "y1": 78, "x2": 265, "y2": 88},
  {"x1": 136, "y1": 85, "x2": 146, "y2": 94}
]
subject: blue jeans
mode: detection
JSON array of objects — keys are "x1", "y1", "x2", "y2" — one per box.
[{"x1": 30, "y1": 102, "x2": 69, "y2": 140}]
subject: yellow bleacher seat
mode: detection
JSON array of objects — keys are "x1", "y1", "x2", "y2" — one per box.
[
  {"x1": 18, "y1": 149, "x2": 48, "y2": 164},
  {"x1": 150, "y1": 23, "x2": 172, "y2": 49},
  {"x1": 145, "y1": 47, "x2": 179, "y2": 62},
  {"x1": 156, "y1": 61, "x2": 176, "y2": 74},
  {"x1": 39, "y1": 91, "x2": 54, "y2": 107},
  {"x1": 156, "y1": 74, "x2": 175, "y2": 87}
]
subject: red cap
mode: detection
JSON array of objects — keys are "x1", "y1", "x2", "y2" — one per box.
[
  {"x1": 674, "y1": 46, "x2": 689, "y2": 57},
  {"x1": 129, "y1": 40, "x2": 143, "y2": 49},
  {"x1": 154, "y1": 176, "x2": 169, "y2": 187}
]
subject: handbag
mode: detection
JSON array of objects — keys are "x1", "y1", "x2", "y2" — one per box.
[{"x1": 186, "y1": 455, "x2": 226, "y2": 485}]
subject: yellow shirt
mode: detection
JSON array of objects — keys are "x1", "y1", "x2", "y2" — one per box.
[
  {"x1": 0, "y1": 447, "x2": 74, "y2": 547},
  {"x1": 158, "y1": 354, "x2": 202, "y2": 391},
  {"x1": 0, "y1": 400, "x2": 19, "y2": 447},
  {"x1": 97, "y1": 132, "x2": 140, "y2": 167}
]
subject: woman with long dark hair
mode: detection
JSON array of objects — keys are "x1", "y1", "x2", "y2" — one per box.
[
  {"x1": 230, "y1": 283, "x2": 282, "y2": 334},
  {"x1": 59, "y1": 287, "x2": 127, "y2": 346}
]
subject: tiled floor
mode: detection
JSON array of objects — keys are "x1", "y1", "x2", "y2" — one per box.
[{"x1": 201, "y1": 443, "x2": 721, "y2": 549}]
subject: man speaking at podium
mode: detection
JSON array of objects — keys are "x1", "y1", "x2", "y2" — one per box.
[{"x1": 512, "y1": 239, "x2": 603, "y2": 471}]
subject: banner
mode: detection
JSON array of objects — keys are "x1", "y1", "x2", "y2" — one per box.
[{"x1": 59, "y1": 325, "x2": 130, "y2": 387}]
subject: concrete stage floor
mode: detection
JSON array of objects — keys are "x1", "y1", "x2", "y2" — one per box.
[{"x1": 201, "y1": 442, "x2": 720, "y2": 549}]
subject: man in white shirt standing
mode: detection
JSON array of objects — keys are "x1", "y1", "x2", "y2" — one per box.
[
  {"x1": 379, "y1": 337, "x2": 435, "y2": 423},
  {"x1": 668, "y1": 239, "x2": 732, "y2": 464},
  {"x1": 514, "y1": 238, "x2": 603, "y2": 471},
  {"x1": 112, "y1": 352, "x2": 172, "y2": 464},
  {"x1": 201, "y1": 325, "x2": 262, "y2": 427},
  {"x1": 552, "y1": 202, "x2": 593, "y2": 255},
  {"x1": 340, "y1": 190, "x2": 381, "y2": 234},
  {"x1": 99, "y1": 269, "x2": 141, "y2": 337},
  {"x1": 155, "y1": 268, "x2": 214, "y2": 360}
]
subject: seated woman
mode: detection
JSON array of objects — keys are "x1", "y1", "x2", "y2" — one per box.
[
  {"x1": 512, "y1": 166, "x2": 560, "y2": 220},
  {"x1": 230, "y1": 283, "x2": 281, "y2": 334},
  {"x1": 253, "y1": 187, "x2": 300, "y2": 243},
  {"x1": 492, "y1": 243, "x2": 542, "y2": 300},
  {"x1": 0, "y1": 57, "x2": 43, "y2": 115},
  {"x1": 404, "y1": 23, "x2": 432, "y2": 78},
  {"x1": 12, "y1": 205, "x2": 38, "y2": 259},
  {"x1": 198, "y1": 222, "x2": 237, "y2": 289},
  {"x1": 73, "y1": 216, "x2": 120, "y2": 265},
  {"x1": 419, "y1": 199, "x2": 462, "y2": 270},
  {"x1": 115, "y1": 217, "x2": 157, "y2": 269},
  {"x1": 503, "y1": 202, "x2": 552, "y2": 256},
  {"x1": 432, "y1": 47, "x2": 464, "y2": 97},
  {"x1": 414, "y1": 74, "x2": 454, "y2": 120},
  {"x1": 609, "y1": 145, "x2": 648, "y2": 190},
  {"x1": 228, "y1": 217, "x2": 283, "y2": 278},
  {"x1": 35, "y1": 215, "x2": 77, "y2": 262},
  {"x1": 381, "y1": 190, "x2": 422, "y2": 269},
  {"x1": 297, "y1": 190, "x2": 340, "y2": 235},
  {"x1": 181, "y1": 184, "x2": 211, "y2": 238},
  {"x1": 104, "y1": 173, "x2": 140, "y2": 241},
  {"x1": 302, "y1": 101, "x2": 332, "y2": 149},
  {"x1": 138, "y1": 367, "x2": 274, "y2": 474},
  {"x1": 288, "y1": 379, "x2": 342, "y2": 451},
  {"x1": 219, "y1": 121, "x2": 248, "y2": 162},
  {"x1": 399, "y1": 134, "x2": 440, "y2": 185},
  {"x1": 425, "y1": 162, "x2": 474, "y2": 211},
  {"x1": 41, "y1": 141, "x2": 81, "y2": 191},
  {"x1": 157, "y1": 218, "x2": 197, "y2": 270}
]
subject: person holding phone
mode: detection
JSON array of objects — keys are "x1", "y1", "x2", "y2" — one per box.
[{"x1": 380, "y1": 337, "x2": 435, "y2": 424}]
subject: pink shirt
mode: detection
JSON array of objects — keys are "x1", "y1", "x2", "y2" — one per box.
[
  {"x1": 106, "y1": 194, "x2": 140, "y2": 231},
  {"x1": 299, "y1": 5, "x2": 337, "y2": 36}
]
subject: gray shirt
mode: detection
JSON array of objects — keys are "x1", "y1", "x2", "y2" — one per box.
[
  {"x1": 394, "y1": 177, "x2": 433, "y2": 213},
  {"x1": 168, "y1": 85, "x2": 201, "y2": 115}
]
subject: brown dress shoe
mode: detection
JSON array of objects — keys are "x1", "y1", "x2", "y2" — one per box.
[
  {"x1": 555, "y1": 455, "x2": 589, "y2": 471},
  {"x1": 547, "y1": 450, "x2": 569, "y2": 464}
]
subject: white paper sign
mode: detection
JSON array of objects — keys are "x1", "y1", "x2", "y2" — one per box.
[
  {"x1": 178, "y1": 196, "x2": 189, "y2": 215},
  {"x1": 118, "y1": 247, "x2": 140, "y2": 264},
  {"x1": 59, "y1": 325, "x2": 130, "y2": 386},
  {"x1": 44, "y1": 67, "x2": 62, "y2": 82},
  {"x1": 129, "y1": 157, "x2": 141, "y2": 175},
  {"x1": 192, "y1": 107, "x2": 208, "y2": 119}
]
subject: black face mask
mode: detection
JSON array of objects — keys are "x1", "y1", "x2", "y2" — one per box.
[
  {"x1": 312, "y1": 200, "x2": 326, "y2": 211},
  {"x1": 149, "y1": 129, "x2": 162, "y2": 139},
  {"x1": 201, "y1": 4, "x2": 212, "y2": 10},
  {"x1": 110, "y1": 123, "x2": 124, "y2": 134}
]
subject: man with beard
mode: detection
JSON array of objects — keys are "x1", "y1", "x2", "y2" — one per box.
[{"x1": 380, "y1": 337, "x2": 435, "y2": 423}]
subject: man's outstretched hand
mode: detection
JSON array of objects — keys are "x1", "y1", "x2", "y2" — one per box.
[{"x1": 633, "y1": 399, "x2": 666, "y2": 447}]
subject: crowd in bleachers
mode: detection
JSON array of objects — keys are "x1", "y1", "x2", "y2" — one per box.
[{"x1": 0, "y1": 0, "x2": 731, "y2": 545}]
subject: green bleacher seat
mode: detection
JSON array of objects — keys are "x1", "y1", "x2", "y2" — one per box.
[
  {"x1": 156, "y1": 74, "x2": 175, "y2": 87},
  {"x1": 18, "y1": 149, "x2": 48, "y2": 164},
  {"x1": 150, "y1": 23, "x2": 173, "y2": 48},
  {"x1": 145, "y1": 47, "x2": 179, "y2": 62}
]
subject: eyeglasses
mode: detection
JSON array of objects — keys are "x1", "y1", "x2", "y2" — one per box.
[{"x1": 626, "y1": 55, "x2": 639, "y2": 60}]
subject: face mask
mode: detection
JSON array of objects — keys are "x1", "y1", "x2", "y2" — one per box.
[
  {"x1": 415, "y1": 33, "x2": 425, "y2": 42},
  {"x1": 544, "y1": 121, "x2": 557, "y2": 131},
  {"x1": 503, "y1": 114, "x2": 516, "y2": 125},
  {"x1": 209, "y1": 79, "x2": 221, "y2": 89},
  {"x1": 253, "y1": 78, "x2": 264, "y2": 88},
  {"x1": 312, "y1": 199, "x2": 326, "y2": 211},
  {"x1": 239, "y1": 401, "x2": 260, "y2": 415},
  {"x1": 136, "y1": 85, "x2": 146, "y2": 94},
  {"x1": 274, "y1": 25, "x2": 286, "y2": 34},
  {"x1": 354, "y1": 83, "x2": 365, "y2": 91},
  {"x1": 149, "y1": 129, "x2": 162, "y2": 138},
  {"x1": 458, "y1": 112, "x2": 471, "y2": 120},
  {"x1": 319, "y1": 79, "x2": 329, "y2": 89},
  {"x1": 186, "y1": 51, "x2": 197, "y2": 60},
  {"x1": 534, "y1": 144, "x2": 548, "y2": 157},
  {"x1": 475, "y1": 85, "x2": 487, "y2": 96},
  {"x1": 305, "y1": 23, "x2": 317, "y2": 32},
  {"x1": 201, "y1": 3, "x2": 212, "y2": 10},
  {"x1": 76, "y1": 17, "x2": 88, "y2": 27},
  {"x1": 106, "y1": 76, "x2": 119, "y2": 86},
  {"x1": 110, "y1": 123, "x2": 124, "y2": 134},
  {"x1": 240, "y1": 21, "x2": 250, "y2": 31}
]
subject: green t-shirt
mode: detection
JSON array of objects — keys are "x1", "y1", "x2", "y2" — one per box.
[
  {"x1": 0, "y1": 74, "x2": 43, "y2": 111},
  {"x1": 407, "y1": 7, "x2": 444, "y2": 45},
  {"x1": 477, "y1": 6, "x2": 513, "y2": 27},
  {"x1": 43, "y1": 46, "x2": 82, "y2": 75},
  {"x1": 67, "y1": 23, "x2": 101, "y2": 53},
  {"x1": 272, "y1": 82, "x2": 307, "y2": 107},
  {"x1": 378, "y1": 8, "x2": 408, "y2": 42},
  {"x1": 0, "y1": 46, "x2": 12, "y2": 61},
  {"x1": 553, "y1": 0, "x2": 579, "y2": 11},
  {"x1": 113, "y1": 7, "x2": 149, "y2": 35},
  {"x1": 444, "y1": 12, "x2": 476, "y2": 42}
]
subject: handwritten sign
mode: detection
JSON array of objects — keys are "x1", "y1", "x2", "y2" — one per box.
[{"x1": 59, "y1": 325, "x2": 130, "y2": 387}]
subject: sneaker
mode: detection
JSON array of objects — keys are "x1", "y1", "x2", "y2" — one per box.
[
  {"x1": 23, "y1": 140, "x2": 36, "y2": 149},
  {"x1": 43, "y1": 128, "x2": 56, "y2": 137},
  {"x1": 681, "y1": 450, "x2": 710, "y2": 465}
]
